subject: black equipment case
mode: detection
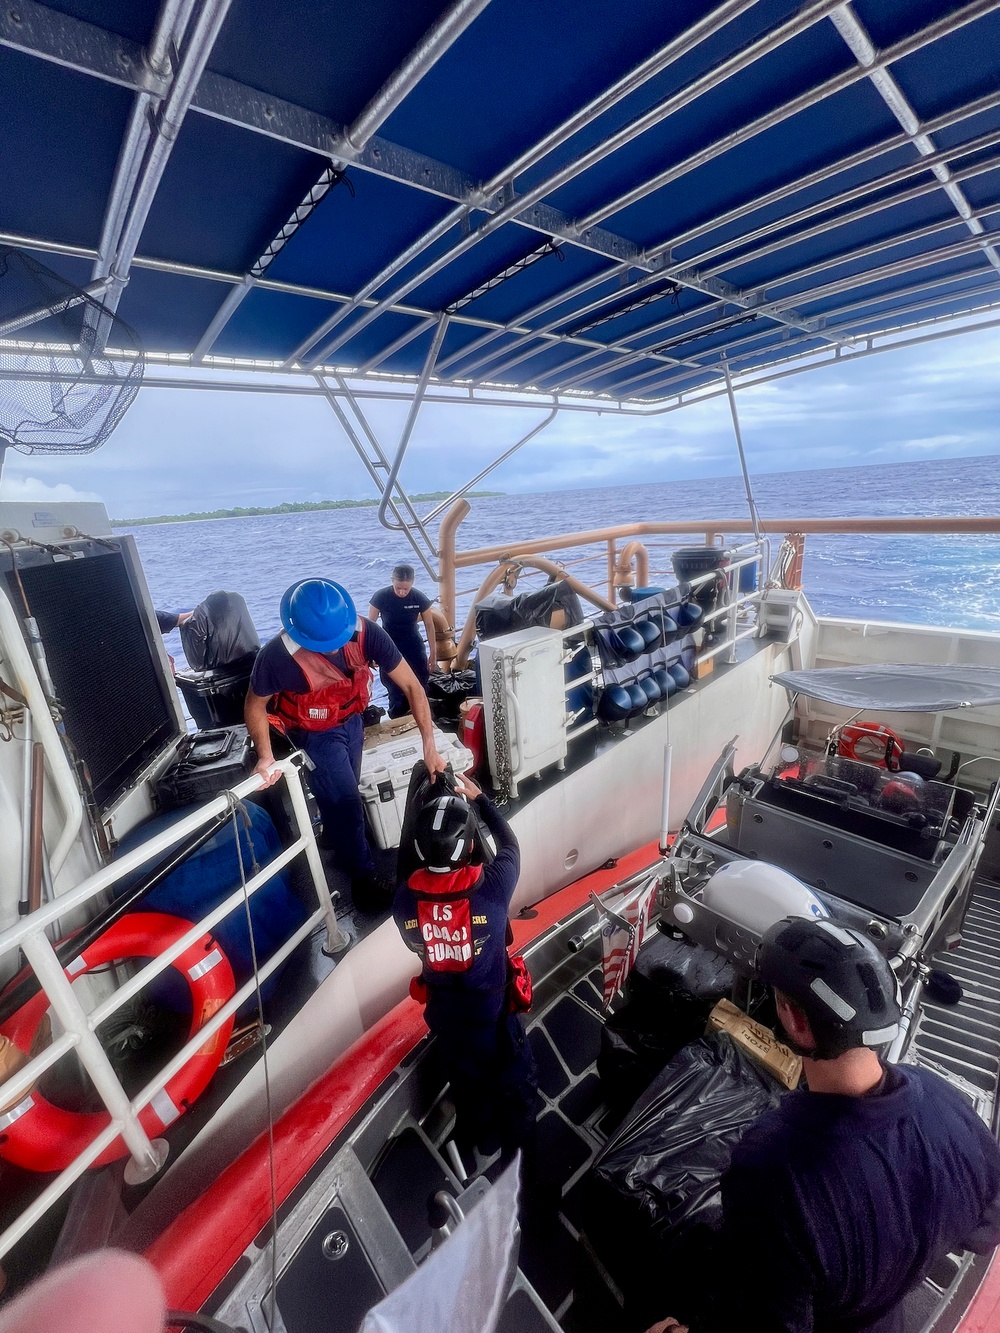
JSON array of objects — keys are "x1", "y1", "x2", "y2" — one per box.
[{"x1": 154, "y1": 725, "x2": 254, "y2": 811}]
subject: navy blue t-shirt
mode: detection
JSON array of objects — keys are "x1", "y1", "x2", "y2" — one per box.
[
  {"x1": 249, "y1": 619, "x2": 401, "y2": 698},
  {"x1": 704, "y1": 1063, "x2": 1000, "y2": 1333},
  {"x1": 394, "y1": 795, "x2": 519, "y2": 1027},
  {"x1": 370, "y1": 586, "x2": 432, "y2": 641}
]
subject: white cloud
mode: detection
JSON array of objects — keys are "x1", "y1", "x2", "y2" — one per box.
[{"x1": 0, "y1": 475, "x2": 101, "y2": 503}]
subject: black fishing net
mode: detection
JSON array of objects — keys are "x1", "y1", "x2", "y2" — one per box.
[{"x1": 0, "y1": 246, "x2": 145, "y2": 454}]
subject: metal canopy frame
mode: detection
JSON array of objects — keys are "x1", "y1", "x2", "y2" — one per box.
[{"x1": 2, "y1": 0, "x2": 1000, "y2": 565}]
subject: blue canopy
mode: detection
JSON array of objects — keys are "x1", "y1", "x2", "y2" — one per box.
[{"x1": 2, "y1": 0, "x2": 999, "y2": 402}]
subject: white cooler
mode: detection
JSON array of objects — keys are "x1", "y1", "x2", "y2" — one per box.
[{"x1": 359, "y1": 726, "x2": 474, "y2": 850}]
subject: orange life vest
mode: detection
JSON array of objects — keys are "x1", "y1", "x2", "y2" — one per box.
[{"x1": 268, "y1": 621, "x2": 373, "y2": 733}]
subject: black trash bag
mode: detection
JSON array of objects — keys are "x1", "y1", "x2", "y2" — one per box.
[
  {"x1": 475, "y1": 580, "x2": 584, "y2": 639},
  {"x1": 395, "y1": 760, "x2": 495, "y2": 885},
  {"x1": 425, "y1": 669, "x2": 477, "y2": 727},
  {"x1": 179, "y1": 589, "x2": 260, "y2": 672},
  {"x1": 579, "y1": 1033, "x2": 783, "y2": 1329},
  {"x1": 598, "y1": 933, "x2": 735, "y2": 1121},
  {"x1": 594, "y1": 1032, "x2": 784, "y2": 1239}
]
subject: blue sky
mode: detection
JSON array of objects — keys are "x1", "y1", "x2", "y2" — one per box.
[{"x1": 1, "y1": 322, "x2": 998, "y2": 519}]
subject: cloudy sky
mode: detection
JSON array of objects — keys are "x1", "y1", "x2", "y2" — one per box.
[{"x1": 1, "y1": 320, "x2": 998, "y2": 519}]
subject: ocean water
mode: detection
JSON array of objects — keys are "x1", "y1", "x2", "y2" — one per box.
[{"x1": 123, "y1": 454, "x2": 1000, "y2": 669}]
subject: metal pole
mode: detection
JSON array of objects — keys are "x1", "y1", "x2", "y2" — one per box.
[
  {"x1": 0, "y1": 590, "x2": 83, "y2": 874},
  {"x1": 420, "y1": 406, "x2": 558, "y2": 523},
  {"x1": 722, "y1": 360, "x2": 762, "y2": 543},
  {"x1": 658, "y1": 744, "x2": 673, "y2": 856},
  {"x1": 343, "y1": 0, "x2": 492, "y2": 151},
  {"x1": 19, "y1": 710, "x2": 32, "y2": 917},
  {"x1": 377, "y1": 314, "x2": 450, "y2": 529},
  {"x1": 314, "y1": 377, "x2": 438, "y2": 579},
  {"x1": 283, "y1": 761, "x2": 349, "y2": 954},
  {"x1": 20, "y1": 931, "x2": 167, "y2": 1181}
]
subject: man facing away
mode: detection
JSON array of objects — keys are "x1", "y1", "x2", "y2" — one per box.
[
  {"x1": 368, "y1": 563, "x2": 437, "y2": 719},
  {"x1": 246, "y1": 578, "x2": 445, "y2": 908},
  {"x1": 393, "y1": 771, "x2": 538, "y2": 1167},
  {"x1": 648, "y1": 916, "x2": 1000, "y2": 1333}
]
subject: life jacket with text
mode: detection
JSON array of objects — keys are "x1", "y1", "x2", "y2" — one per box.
[
  {"x1": 268, "y1": 622, "x2": 372, "y2": 733},
  {"x1": 407, "y1": 864, "x2": 483, "y2": 977},
  {"x1": 405, "y1": 864, "x2": 532, "y2": 1013}
]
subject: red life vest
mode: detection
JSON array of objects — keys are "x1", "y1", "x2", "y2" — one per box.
[
  {"x1": 408, "y1": 865, "x2": 482, "y2": 975},
  {"x1": 268, "y1": 621, "x2": 373, "y2": 733}
]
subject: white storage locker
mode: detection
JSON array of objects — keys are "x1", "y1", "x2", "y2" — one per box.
[{"x1": 480, "y1": 627, "x2": 568, "y2": 799}]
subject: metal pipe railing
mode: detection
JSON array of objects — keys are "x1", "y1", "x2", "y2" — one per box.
[
  {"x1": 437, "y1": 504, "x2": 1000, "y2": 630},
  {"x1": 0, "y1": 757, "x2": 344, "y2": 1260},
  {"x1": 0, "y1": 589, "x2": 84, "y2": 874}
]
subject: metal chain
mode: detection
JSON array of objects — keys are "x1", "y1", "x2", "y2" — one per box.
[{"x1": 490, "y1": 654, "x2": 511, "y2": 805}]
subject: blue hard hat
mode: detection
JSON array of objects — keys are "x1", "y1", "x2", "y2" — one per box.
[
  {"x1": 667, "y1": 662, "x2": 691, "y2": 690},
  {"x1": 637, "y1": 673, "x2": 662, "y2": 705},
  {"x1": 280, "y1": 578, "x2": 357, "y2": 652},
  {"x1": 598, "y1": 685, "x2": 633, "y2": 722}
]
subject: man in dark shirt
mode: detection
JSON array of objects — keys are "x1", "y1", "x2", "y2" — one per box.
[
  {"x1": 648, "y1": 917, "x2": 1000, "y2": 1333},
  {"x1": 394, "y1": 772, "x2": 538, "y2": 1163},
  {"x1": 368, "y1": 563, "x2": 436, "y2": 719},
  {"x1": 246, "y1": 577, "x2": 444, "y2": 906}
]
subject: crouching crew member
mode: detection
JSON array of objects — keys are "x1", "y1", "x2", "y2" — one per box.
[
  {"x1": 648, "y1": 917, "x2": 1000, "y2": 1333},
  {"x1": 394, "y1": 772, "x2": 539, "y2": 1165},
  {"x1": 246, "y1": 578, "x2": 445, "y2": 906},
  {"x1": 368, "y1": 564, "x2": 436, "y2": 719}
]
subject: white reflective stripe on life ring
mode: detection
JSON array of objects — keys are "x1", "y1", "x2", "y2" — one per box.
[
  {"x1": 187, "y1": 948, "x2": 223, "y2": 981},
  {"x1": 66, "y1": 956, "x2": 87, "y2": 976},
  {"x1": 150, "y1": 1088, "x2": 181, "y2": 1128},
  {"x1": 0, "y1": 1095, "x2": 35, "y2": 1130}
]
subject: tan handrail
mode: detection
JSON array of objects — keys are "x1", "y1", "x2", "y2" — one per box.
[
  {"x1": 436, "y1": 499, "x2": 1000, "y2": 640},
  {"x1": 454, "y1": 557, "x2": 615, "y2": 669},
  {"x1": 453, "y1": 515, "x2": 1000, "y2": 568}
]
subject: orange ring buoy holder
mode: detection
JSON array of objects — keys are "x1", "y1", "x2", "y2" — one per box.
[
  {"x1": 0, "y1": 912, "x2": 236, "y2": 1173},
  {"x1": 837, "y1": 721, "x2": 903, "y2": 769}
]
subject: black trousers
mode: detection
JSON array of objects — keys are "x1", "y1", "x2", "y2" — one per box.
[{"x1": 429, "y1": 1004, "x2": 540, "y2": 1161}]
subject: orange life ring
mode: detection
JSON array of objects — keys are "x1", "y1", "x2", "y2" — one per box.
[
  {"x1": 837, "y1": 721, "x2": 903, "y2": 769},
  {"x1": 0, "y1": 912, "x2": 235, "y2": 1173}
]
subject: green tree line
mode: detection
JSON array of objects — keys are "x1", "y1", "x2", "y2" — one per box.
[{"x1": 112, "y1": 492, "x2": 503, "y2": 526}]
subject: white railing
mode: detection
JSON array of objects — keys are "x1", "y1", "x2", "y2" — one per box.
[
  {"x1": 0, "y1": 757, "x2": 345, "y2": 1262},
  {"x1": 690, "y1": 540, "x2": 769, "y2": 668}
]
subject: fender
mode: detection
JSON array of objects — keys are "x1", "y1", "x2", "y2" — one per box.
[{"x1": 0, "y1": 913, "x2": 235, "y2": 1173}]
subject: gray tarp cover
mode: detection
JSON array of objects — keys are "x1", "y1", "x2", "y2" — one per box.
[{"x1": 771, "y1": 664, "x2": 1000, "y2": 712}]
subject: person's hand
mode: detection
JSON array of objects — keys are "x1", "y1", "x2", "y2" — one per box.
[
  {"x1": 453, "y1": 771, "x2": 482, "y2": 801},
  {"x1": 0, "y1": 1250, "x2": 164, "y2": 1333},
  {"x1": 253, "y1": 757, "x2": 282, "y2": 788},
  {"x1": 423, "y1": 741, "x2": 447, "y2": 781},
  {"x1": 645, "y1": 1320, "x2": 688, "y2": 1333}
]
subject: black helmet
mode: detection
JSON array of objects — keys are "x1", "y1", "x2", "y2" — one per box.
[
  {"x1": 413, "y1": 793, "x2": 476, "y2": 872},
  {"x1": 759, "y1": 917, "x2": 901, "y2": 1058}
]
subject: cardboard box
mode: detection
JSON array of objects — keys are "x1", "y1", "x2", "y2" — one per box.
[{"x1": 708, "y1": 998, "x2": 802, "y2": 1090}]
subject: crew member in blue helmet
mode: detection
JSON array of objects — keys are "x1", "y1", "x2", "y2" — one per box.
[
  {"x1": 394, "y1": 771, "x2": 538, "y2": 1167},
  {"x1": 368, "y1": 564, "x2": 436, "y2": 719},
  {"x1": 246, "y1": 578, "x2": 445, "y2": 907},
  {"x1": 646, "y1": 917, "x2": 1000, "y2": 1333}
]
